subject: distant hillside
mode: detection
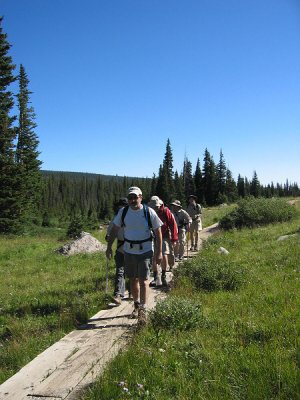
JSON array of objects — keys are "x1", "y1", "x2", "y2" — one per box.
[{"x1": 41, "y1": 170, "x2": 143, "y2": 182}]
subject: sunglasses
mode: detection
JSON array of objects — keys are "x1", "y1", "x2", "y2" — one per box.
[{"x1": 127, "y1": 195, "x2": 138, "y2": 200}]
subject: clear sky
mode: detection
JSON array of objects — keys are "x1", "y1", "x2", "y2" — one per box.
[{"x1": 1, "y1": 0, "x2": 300, "y2": 185}]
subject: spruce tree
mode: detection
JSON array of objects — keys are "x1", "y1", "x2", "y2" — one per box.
[
  {"x1": 173, "y1": 170, "x2": 185, "y2": 205},
  {"x1": 16, "y1": 64, "x2": 42, "y2": 224},
  {"x1": 202, "y1": 149, "x2": 217, "y2": 206},
  {"x1": 216, "y1": 150, "x2": 227, "y2": 195},
  {"x1": 237, "y1": 174, "x2": 245, "y2": 198},
  {"x1": 0, "y1": 17, "x2": 20, "y2": 233},
  {"x1": 225, "y1": 169, "x2": 238, "y2": 202},
  {"x1": 156, "y1": 139, "x2": 175, "y2": 203},
  {"x1": 183, "y1": 156, "x2": 195, "y2": 202},
  {"x1": 194, "y1": 158, "x2": 204, "y2": 203},
  {"x1": 250, "y1": 171, "x2": 260, "y2": 197}
]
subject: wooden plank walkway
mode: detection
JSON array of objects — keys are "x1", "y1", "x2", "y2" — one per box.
[{"x1": 0, "y1": 223, "x2": 218, "y2": 400}]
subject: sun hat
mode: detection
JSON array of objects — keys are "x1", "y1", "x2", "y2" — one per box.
[
  {"x1": 127, "y1": 186, "x2": 142, "y2": 196},
  {"x1": 188, "y1": 194, "x2": 197, "y2": 200},
  {"x1": 148, "y1": 195, "x2": 163, "y2": 208},
  {"x1": 170, "y1": 200, "x2": 182, "y2": 208}
]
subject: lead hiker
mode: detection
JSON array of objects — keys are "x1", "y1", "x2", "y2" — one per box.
[
  {"x1": 106, "y1": 186, "x2": 163, "y2": 325},
  {"x1": 170, "y1": 200, "x2": 191, "y2": 261},
  {"x1": 105, "y1": 197, "x2": 128, "y2": 306},
  {"x1": 148, "y1": 196, "x2": 178, "y2": 287},
  {"x1": 186, "y1": 194, "x2": 203, "y2": 251}
]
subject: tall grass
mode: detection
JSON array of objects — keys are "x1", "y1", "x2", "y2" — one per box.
[
  {"x1": 0, "y1": 228, "x2": 111, "y2": 383},
  {"x1": 83, "y1": 204, "x2": 300, "y2": 400}
]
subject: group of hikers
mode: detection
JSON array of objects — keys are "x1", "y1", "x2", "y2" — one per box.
[{"x1": 105, "y1": 186, "x2": 202, "y2": 325}]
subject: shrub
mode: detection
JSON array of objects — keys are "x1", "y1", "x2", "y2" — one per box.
[
  {"x1": 219, "y1": 197, "x2": 298, "y2": 230},
  {"x1": 174, "y1": 255, "x2": 244, "y2": 292},
  {"x1": 149, "y1": 296, "x2": 203, "y2": 332},
  {"x1": 67, "y1": 216, "x2": 84, "y2": 238}
]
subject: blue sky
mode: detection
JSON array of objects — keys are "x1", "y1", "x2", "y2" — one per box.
[{"x1": 1, "y1": 0, "x2": 300, "y2": 185}]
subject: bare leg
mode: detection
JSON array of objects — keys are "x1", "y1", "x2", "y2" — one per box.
[
  {"x1": 139, "y1": 278, "x2": 149, "y2": 306},
  {"x1": 130, "y1": 278, "x2": 139, "y2": 303}
]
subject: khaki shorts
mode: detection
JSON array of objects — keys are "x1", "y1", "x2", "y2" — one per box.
[
  {"x1": 124, "y1": 251, "x2": 152, "y2": 280},
  {"x1": 190, "y1": 219, "x2": 202, "y2": 232},
  {"x1": 162, "y1": 238, "x2": 174, "y2": 255}
]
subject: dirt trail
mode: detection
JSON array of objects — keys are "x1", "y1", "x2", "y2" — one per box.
[{"x1": 0, "y1": 223, "x2": 219, "y2": 400}]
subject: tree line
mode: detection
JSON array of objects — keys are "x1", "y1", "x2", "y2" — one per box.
[{"x1": 1, "y1": 17, "x2": 299, "y2": 233}]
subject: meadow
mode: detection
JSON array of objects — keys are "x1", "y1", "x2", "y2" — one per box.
[
  {"x1": 83, "y1": 200, "x2": 300, "y2": 400},
  {"x1": 0, "y1": 205, "x2": 231, "y2": 384}
]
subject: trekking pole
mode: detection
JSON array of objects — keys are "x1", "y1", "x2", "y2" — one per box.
[
  {"x1": 186, "y1": 231, "x2": 189, "y2": 259},
  {"x1": 105, "y1": 258, "x2": 109, "y2": 295}
]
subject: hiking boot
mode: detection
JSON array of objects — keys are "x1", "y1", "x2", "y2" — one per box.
[
  {"x1": 179, "y1": 256, "x2": 184, "y2": 261},
  {"x1": 149, "y1": 279, "x2": 157, "y2": 287},
  {"x1": 194, "y1": 246, "x2": 198, "y2": 252},
  {"x1": 112, "y1": 295, "x2": 122, "y2": 305},
  {"x1": 161, "y1": 276, "x2": 168, "y2": 287},
  {"x1": 137, "y1": 307, "x2": 147, "y2": 327},
  {"x1": 190, "y1": 246, "x2": 194, "y2": 251},
  {"x1": 130, "y1": 302, "x2": 139, "y2": 319}
]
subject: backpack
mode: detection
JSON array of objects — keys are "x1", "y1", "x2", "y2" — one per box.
[{"x1": 121, "y1": 204, "x2": 153, "y2": 249}]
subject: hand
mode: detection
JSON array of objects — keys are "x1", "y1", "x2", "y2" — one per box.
[
  {"x1": 106, "y1": 247, "x2": 113, "y2": 259},
  {"x1": 156, "y1": 251, "x2": 163, "y2": 265}
]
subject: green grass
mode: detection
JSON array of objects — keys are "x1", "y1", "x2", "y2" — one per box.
[
  {"x1": 202, "y1": 204, "x2": 236, "y2": 227},
  {"x1": 0, "y1": 227, "x2": 114, "y2": 384},
  {"x1": 83, "y1": 204, "x2": 300, "y2": 400}
]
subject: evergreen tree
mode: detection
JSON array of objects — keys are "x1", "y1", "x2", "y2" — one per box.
[
  {"x1": 183, "y1": 156, "x2": 195, "y2": 202},
  {"x1": 156, "y1": 139, "x2": 175, "y2": 203},
  {"x1": 225, "y1": 168, "x2": 238, "y2": 202},
  {"x1": 237, "y1": 174, "x2": 245, "y2": 198},
  {"x1": 16, "y1": 64, "x2": 42, "y2": 223},
  {"x1": 202, "y1": 149, "x2": 217, "y2": 206},
  {"x1": 216, "y1": 149, "x2": 227, "y2": 195},
  {"x1": 250, "y1": 171, "x2": 260, "y2": 197},
  {"x1": 173, "y1": 170, "x2": 185, "y2": 205},
  {"x1": 194, "y1": 158, "x2": 204, "y2": 203},
  {"x1": 0, "y1": 17, "x2": 20, "y2": 233}
]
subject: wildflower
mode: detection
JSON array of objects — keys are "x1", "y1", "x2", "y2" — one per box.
[
  {"x1": 137, "y1": 383, "x2": 144, "y2": 389},
  {"x1": 158, "y1": 348, "x2": 165, "y2": 353},
  {"x1": 118, "y1": 381, "x2": 126, "y2": 387}
]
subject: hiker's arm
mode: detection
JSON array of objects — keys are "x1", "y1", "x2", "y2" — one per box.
[
  {"x1": 105, "y1": 224, "x2": 120, "y2": 259},
  {"x1": 154, "y1": 227, "x2": 163, "y2": 265}
]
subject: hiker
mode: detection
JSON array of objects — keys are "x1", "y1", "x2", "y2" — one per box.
[
  {"x1": 148, "y1": 196, "x2": 178, "y2": 287},
  {"x1": 105, "y1": 197, "x2": 128, "y2": 305},
  {"x1": 170, "y1": 200, "x2": 191, "y2": 261},
  {"x1": 186, "y1": 194, "x2": 203, "y2": 251},
  {"x1": 106, "y1": 186, "x2": 163, "y2": 325}
]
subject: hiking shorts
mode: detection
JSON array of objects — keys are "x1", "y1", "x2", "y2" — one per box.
[
  {"x1": 162, "y1": 238, "x2": 173, "y2": 255},
  {"x1": 190, "y1": 219, "x2": 202, "y2": 232},
  {"x1": 124, "y1": 251, "x2": 153, "y2": 280}
]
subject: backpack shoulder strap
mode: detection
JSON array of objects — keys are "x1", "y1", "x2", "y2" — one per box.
[
  {"x1": 121, "y1": 206, "x2": 129, "y2": 227},
  {"x1": 143, "y1": 204, "x2": 152, "y2": 229}
]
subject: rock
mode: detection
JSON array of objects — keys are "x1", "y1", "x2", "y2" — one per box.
[
  {"x1": 56, "y1": 231, "x2": 107, "y2": 255},
  {"x1": 217, "y1": 246, "x2": 229, "y2": 255},
  {"x1": 277, "y1": 234, "x2": 298, "y2": 242}
]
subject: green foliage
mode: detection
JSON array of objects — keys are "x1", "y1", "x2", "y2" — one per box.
[
  {"x1": 66, "y1": 215, "x2": 84, "y2": 238},
  {"x1": 149, "y1": 296, "x2": 204, "y2": 332},
  {"x1": 220, "y1": 197, "x2": 298, "y2": 230},
  {"x1": 174, "y1": 253, "x2": 245, "y2": 291}
]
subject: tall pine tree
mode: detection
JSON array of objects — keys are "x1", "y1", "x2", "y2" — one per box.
[
  {"x1": 0, "y1": 17, "x2": 20, "y2": 233},
  {"x1": 202, "y1": 148, "x2": 217, "y2": 206},
  {"x1": 183, "y1": 156, "x2": 195, "y2": 202},
  {"x1": 194, "y1": 158, "x2": 203, "y2": 203},
  {"x1": 156, "y1": 139, "x2": 175, "y2": 203},
  {"x1": 16, "y1": 64, "x2": 42, "y2": 223}
]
